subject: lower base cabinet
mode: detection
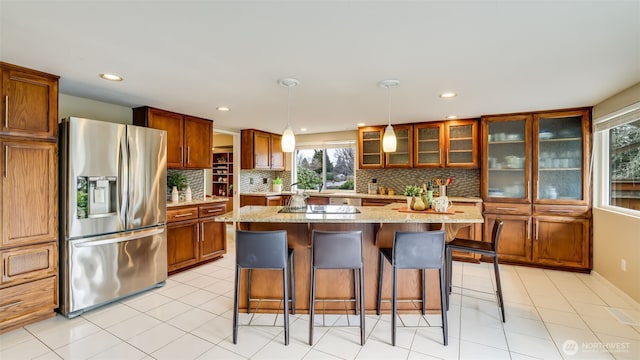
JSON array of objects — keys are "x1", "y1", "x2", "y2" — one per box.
[
  {"x1": 167, "y1": 203, "x2": 227, "y2": 274},
  {"x1": 484, "y1": 203, "x2": 591, "y2": 271}
]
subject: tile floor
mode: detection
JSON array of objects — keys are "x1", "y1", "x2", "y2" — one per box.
[{"x1": 2, "y1": 229, "x2": 639, "y2": 360}]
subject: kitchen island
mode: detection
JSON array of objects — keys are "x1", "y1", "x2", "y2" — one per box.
[{"x1": 216, "y1": 204, "x2": 483, "y2": 314}]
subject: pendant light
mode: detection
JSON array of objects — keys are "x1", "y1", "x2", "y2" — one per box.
[
  {"x1": 279, "y1": 78, "x2": 299, "y2": 153},
  {"x1": 379, "y1": 79, "x2": 400, "y2": 152}
]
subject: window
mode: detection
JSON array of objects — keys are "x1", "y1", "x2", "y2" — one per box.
[
  {"x1": 294, "y1": 143, "x2": 355, "y2": 191},
  {"x1": 594, "y1": 104, "x2": 640, "y2": 214}
]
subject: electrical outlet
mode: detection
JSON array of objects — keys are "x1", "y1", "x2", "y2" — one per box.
[
  {"x1": 249, "y1": 177, "x2": 254, "y2": 185},
  {"x1": 621, "y1": 259, "x2": 627, "y2": 272},
  {"x1": 263, "y1": 178, "x2": 268, "y2": 184}
]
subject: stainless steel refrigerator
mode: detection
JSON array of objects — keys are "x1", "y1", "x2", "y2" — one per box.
[{"x1": 59, "y1": 117, "x2": 167, "y2": 318}]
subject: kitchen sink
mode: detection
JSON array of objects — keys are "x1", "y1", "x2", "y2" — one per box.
[{"x1": 278, "y1": 205, "x2": 361, "y2": 214}]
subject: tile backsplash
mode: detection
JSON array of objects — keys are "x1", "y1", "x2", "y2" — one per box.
[
  {"x1": 356, "y1": 168, "x2": 480, "y2": 197},
  {"x1": 239, "y1": 170, "x2": 289, "y2": 192},
  {"x1": 167, "y1": 169, "x2": 205, "y2": 200}
]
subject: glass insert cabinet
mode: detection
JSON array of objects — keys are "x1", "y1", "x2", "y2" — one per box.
[{"x1": 482, "y1": 109, "x2": 590, "y2": 205}]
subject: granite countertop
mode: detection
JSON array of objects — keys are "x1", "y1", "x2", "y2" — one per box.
[
  {"x1": 167, "y1": 197, "x2": 229, "y2": 208},
  {"x1": 215, "y1": 203, "x2": 483, "y2": 224},
  {"x1": 240, "y1": 191, "x2": 482, "y2": 203}
]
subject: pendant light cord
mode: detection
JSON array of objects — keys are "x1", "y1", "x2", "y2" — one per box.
[
  {"x1": 387, "y1": 85, "x2": 392, "y2": 126},
  {"x1": 287, "y1": 84, "x2": 291, "y2": 127}
]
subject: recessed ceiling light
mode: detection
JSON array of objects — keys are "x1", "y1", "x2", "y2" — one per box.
[
  {"x1": 357, "y1": 123, "x2": 366, "y2": 127},
  {"x1": 216, "y1": 107, "x2": 230, "y2": 112},
  {"x1": 446, "y1": 115, "x2": 457, "y2": 119},
  {"x1": 300, "y1": 127, "x2": 308, "y2": 132},
  {"x1": 99, "y1": 73, "x2": 123, "y2": 81},
  {"x1": 439, "y1": 92, "x2": 457, "y2": 98}
]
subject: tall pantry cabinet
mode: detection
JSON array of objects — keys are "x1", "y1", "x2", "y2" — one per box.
[
  {"x1": 481, "y1": 108, "x2": 592, "y2": 271},
  {"x1": 0, "y1": 62, "x2": 59, "y2": 333}
]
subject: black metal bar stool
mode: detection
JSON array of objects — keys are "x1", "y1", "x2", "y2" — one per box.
[
  {"x1": 233, "y1": 230, "x2": 295, "y2": 345},
  {"x1": 446, "y1": 219, "x2": 505, "y2": 322},
  {"x1": 376, "y1": 230, "x2": 448, "y2": 346},
  {"x1": 309, "y1": 230, "x2": 365, "y2": 346}
]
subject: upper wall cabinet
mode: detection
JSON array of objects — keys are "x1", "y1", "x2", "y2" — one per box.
[
  {"x1": 358, "y1": 126, "x2": 384, "y2": 169},
  {"x1": 358, "y1": 119, "x2": 479, "y2": 169},
  {"x1": 240, "y1": 129, "x2": 285, "y2": 170},
  {"x1": 133, "y1": 106, "x2": 213, "y2": 169},
  {"x1": 0, "y1": 62, "x2": 59, "y2": 140}
]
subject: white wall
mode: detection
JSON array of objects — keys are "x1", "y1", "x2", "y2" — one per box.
[
  {"x1": 59, "y1": 94, "x2": 132, "y2": 124},
  {"x1": 592, "y1": 82, "x2": 640, "y2": 303}
]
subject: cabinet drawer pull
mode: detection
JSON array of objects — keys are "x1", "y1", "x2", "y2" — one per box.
[
  {"x1": 174, "y1": 213, "x2": 194, "y2": 218},
  {"x1": 547, "y1": 209, "x2": 573, "y2": 213},
  {"x1": 4, "y1": 96, "x2": 8, "y2": 128},
  {"x1": 496, "y1": 207, "x2": 518, "y2": 211},
  {"x1": 207, "y1": 209, "x2": 222, "y2": 213},
  {"x1": 0, "y1": 300, "x2": 22, "y2": 310}
]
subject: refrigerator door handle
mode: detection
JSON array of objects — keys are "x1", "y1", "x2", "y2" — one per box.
[{"x1": 74, "y1": 226, "x2": 165, "y2": 248}]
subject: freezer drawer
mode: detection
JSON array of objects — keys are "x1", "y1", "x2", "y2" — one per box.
[{"x1": 59, "y1": 226, "x2": 167, "y2": 317}]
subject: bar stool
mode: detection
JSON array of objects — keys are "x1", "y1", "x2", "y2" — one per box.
[
  {"x1": 446, "y1": 219, "x2": 505, "y2": 322},
  {"x1": 309, "y1": 230, "x2": 365, "y2": 346},
  {"x1": 376, "y1": 230, "x2": 448, "y2": 346},
  {"x1": 233, "y1": 230, "x2": 295, "y2": 345}
]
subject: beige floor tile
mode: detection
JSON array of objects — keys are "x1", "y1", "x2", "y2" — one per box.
[{"x1": 151, "y1": 333, "x2": 214, "y2": 360}]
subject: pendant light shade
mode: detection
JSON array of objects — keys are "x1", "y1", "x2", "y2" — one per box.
[
  {"x1": 279, "y1": 78, "x2": 299, "y2": 153},
  {"x1": 383, "y1": 123, "x2": 397, "y2": 152},
  {"x1": 379, "y1": 79, "x2": 400, "y2": 153}
]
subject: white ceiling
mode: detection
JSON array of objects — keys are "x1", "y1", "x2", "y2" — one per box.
[{"x1": 1, "y1": 1, "x2": 639, "y2": 135}]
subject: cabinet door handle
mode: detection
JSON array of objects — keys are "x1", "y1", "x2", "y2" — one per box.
[
  {"x1": 174, "y1": 213, "x2": 194, "y2": 218},
  {"x1": 4, "y1": 146, "x2": 7, "y2": 178},
  {"x1": 527, "y1": 223, "x2": 531, "y2": 241},
  {"x1": 4, "y1": 96, "x2": 8, "y2": 128},
  {"x1": 446, "y1": 150, "x2": 450, "y2": 164},
  {"x1": 180, "y1": 146, "x2": 183, "y2": 162},
  {"x1": 0, "y1": 300, "x2": 22, "y2": 310},
  {"x1": 439, "y1": 149, "x2": 442, "y2": 163},
  {"x1": 496, "y1": 207, "x2": 518, "y2": 211},
  {"x1": 187, "y1": 146, "x2": 191, "y2": 164},
  {"x1": 534, "y1": 223, "x2": 538, "y2": 241}
]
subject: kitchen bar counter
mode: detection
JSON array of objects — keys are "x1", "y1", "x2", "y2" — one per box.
[
  {"x1": 240, "y1": 191, "x2": 482, "y2": 203},
  {"x1": 216, "y1": 204, "x2": 482, "y2": 314},
  {"x1": 166, "y1": 196, "x2": 229, "y2": 208}
]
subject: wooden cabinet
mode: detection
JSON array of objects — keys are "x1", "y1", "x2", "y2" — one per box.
[
  {"x1": 445, "y1": 120, "x2": 479, "y2": 168},
  {"x1": 533, "y1": 216, "x2": 591, "y2": 269},
  {"x1": 241, "y1": 129, "x2": 285, "y2": 170},
  {"x1": 1, "y1": 140, "x2": 57, "y2": 247},
  {"x1": 306, "y1": 196, "x2": 330, "y2": 205},
  {"x1": 0, "y1": 62, "x2": 58, "y2": 334},
  {"x1": 358, "y1": 126, "x2": 385, "y2": 169},
  {"x1": 414, "y1": 122, "x2": 444, "y2": 168},
  {"x1": 359, "y1": 120, "x2": 479, "y2": 169},
  {"x1": 240, "y1": 194, "x2": 288, "y2": 207},
  {"x1": 167, "y1": 203, "x2": 227, "y2": 274},
  {"x1": 133, "y1": 107, "x2": 213, "y2": 169},
  {"x1": 385, "y1": 124, "x2": 413, "y2": 168},
  {"x1": 481, "y1": 108, "x2": 592, "y2": 271},
  {"x1": 1, "y1": 62, "x2": 58, "y2": 140}
]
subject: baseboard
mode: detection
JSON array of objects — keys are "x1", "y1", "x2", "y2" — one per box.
[{"x1": 591, "y1": 270, "x2": 640, "y2": 312}]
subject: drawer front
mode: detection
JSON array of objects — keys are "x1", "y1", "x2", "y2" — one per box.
[
  {"x1": 533, "y1": 205, "x2": 590, "y2": 217},
  {"x1": 0, "y1": 276, "x2": 57, "y2": 328},
  {"x1": 167, "y1": 207, "x2": 198, "y2": 222},
  {"x1": 484, "y1": 202, "x2": 531, "y2": 215},
  {"x1": 199, "y1": 203, "x2": 227, "y2": 218},
  {"x1": 1, "y1": 243, "x2": 57, "y2": 285}
]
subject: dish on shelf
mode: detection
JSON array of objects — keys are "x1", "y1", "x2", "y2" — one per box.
[{"x1": 539, "y1": 131, "x2": 554, "y2": 140}]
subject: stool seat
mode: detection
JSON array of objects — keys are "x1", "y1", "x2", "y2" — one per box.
[
  {"x1": 376, "y1": 230, "x2": 448, "y2": 346},
  {"x1": 309, "y1": 230, "x2": 365, "y2": 346},
  {"x1": 446, "y1": 219, "x2": 505, "y2": 322},
  {"x1": 233, "y1": 230, "x2": 294, "y2": 345}
]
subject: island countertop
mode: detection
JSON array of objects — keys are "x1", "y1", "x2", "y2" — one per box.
[{"x1": 215, "y1": 203, "x2": 483, "y2": 224}]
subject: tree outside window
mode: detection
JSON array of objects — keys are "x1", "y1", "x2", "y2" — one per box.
[
  {"x1": 609, "y1": 119, "x2": 640, "y2": 211},
  {"x1": 295, "y1": 146, "x2": 355, "y2": 190}
]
